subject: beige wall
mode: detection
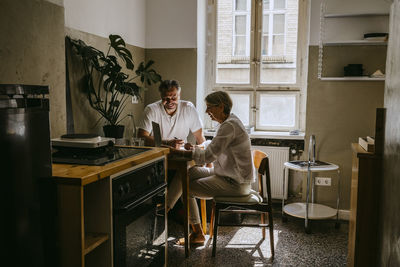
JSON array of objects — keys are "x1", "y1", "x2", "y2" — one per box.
[
  {"x1": 65, "y1": 28, "x2": 149, "y2": 139},
  {"x1": 305, "y1": 46, "x2": 385, "y2": 209},
  {"x1": 144, "y1": 49, "x2": 198, "y2": 106},
  {"x1": 0, "y1": 0, "x2": 66, "y2": 138}
]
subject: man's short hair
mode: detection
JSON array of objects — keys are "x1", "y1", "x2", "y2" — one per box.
[{"x1": 159, "y1": 80, "x2": 181, "y2": 94}]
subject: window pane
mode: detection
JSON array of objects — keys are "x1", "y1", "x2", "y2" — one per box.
[
  {"x1": 235, "y1": 16, "x2": 246, "y2": 34},
  {"x1": 260, "y1": 0, "x2": 297, "y2": 84},
  {"x1": 262, "y1": 14, "x2": 269, "y2": 34},
  {"x1": 273, "y1": 14, "x2": 285, "y2": 33},
  {"x1": 263, "y1": 0, "x2": 270, "y2": 10},
  {"x1": 236, "y1": 0, "x2": 247, "y2": 11},
  {"x1": 258, "y1": 94, "x2": 296, "y2": 128},
  {"x1": 274, "y1": 0, "x2": 286, "y2": 10},
  {"x1": 216, "y1": 0, "x2": 250, "y2": 84},
  {"x1": 261, "y1": 36, "x2": 269, "y2": 56},
  {"x1": 229, "y1": 93, "x2": 250, "y2": 126},
  {"x1": 272, "y1": 35, "x2": 284, "y2": 55},
  {"x1": 235, "y1": 36, "x2": 246, "y2": 55}
]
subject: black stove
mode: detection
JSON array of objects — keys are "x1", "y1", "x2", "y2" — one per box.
[{"x1": 52, "y1": 146, "x2": 150, "y2": 165}]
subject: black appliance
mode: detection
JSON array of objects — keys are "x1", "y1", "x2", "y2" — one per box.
[
  {"x1": 344, "y1": 64, "x2": 363, "y2": 76},
  {"x1": 0, "y1": 84, "x2": 57, "y2": 267},
  {"x1": 52, "y1": 144, "x2": 150, "y2": 165},
  {"x1": 51, "y1": 133, "x2": 150, "y2": 165},
  {"x1": 112, "y1": 158, "x2": 167, "y2": 267}
]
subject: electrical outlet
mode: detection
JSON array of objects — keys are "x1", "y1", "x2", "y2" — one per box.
[{"x1": 315, "y1": 177, "x2": 331, "y2": 186}]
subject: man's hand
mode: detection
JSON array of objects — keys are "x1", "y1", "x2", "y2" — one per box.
[
  {"x1": 164, "y1": 138, "x2": 184, "y2": 149},
  {"x1": 184, "y1": 143, "x2": 194, "y2": 150}
]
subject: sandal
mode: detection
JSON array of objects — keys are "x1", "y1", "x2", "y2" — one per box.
[{"x1": 175, "y1": 235, "x2": 205, "y2": 246}]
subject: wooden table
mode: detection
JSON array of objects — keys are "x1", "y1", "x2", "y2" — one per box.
[{"x1": 168, "y1": 156, "x2": 207, "y2": 257}]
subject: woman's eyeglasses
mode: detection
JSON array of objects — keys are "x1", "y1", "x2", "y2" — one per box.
[{"x1": 206, "y1": 104, "x2": 219, "y2": 110}]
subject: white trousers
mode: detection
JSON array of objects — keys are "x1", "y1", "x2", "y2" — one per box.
[{"x1": 167, "y1": 166, "x2": 251, "y2": 224}]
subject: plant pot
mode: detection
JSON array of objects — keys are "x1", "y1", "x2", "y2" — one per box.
[{"x1": 103, "y1": 125, "x2": 125, "y2": 139}]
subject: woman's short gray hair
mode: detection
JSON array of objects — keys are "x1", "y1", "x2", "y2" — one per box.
[{"x1": 205, "y1": 91, "x2": 232, "y2": 115}]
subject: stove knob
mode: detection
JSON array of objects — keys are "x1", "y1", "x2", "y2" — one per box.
[
  {"x1": 158, "y1": 166, "x2": 164, "y2": 178},
  {"x1": 147, "y1": 175, "x2": 152, "y2": 185},
  {"x1": 118, "y1": 185, "x2": 125, "y2": 197},
  {"x1": 124, "y1": 182, "x2": 131, "y2": 194}
]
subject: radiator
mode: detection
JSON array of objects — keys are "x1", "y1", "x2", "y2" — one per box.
[{"x1": 252, "y1": 145, "x2": 289, "y2": 200}]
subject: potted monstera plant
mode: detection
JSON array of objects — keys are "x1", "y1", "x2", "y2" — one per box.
[{"x1": 67, "y1": 34, "x2": 162, "y2": 138}]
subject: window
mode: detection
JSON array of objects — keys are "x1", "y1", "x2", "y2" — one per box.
[
  {"x1": 233, "y1": 0, "x2": 251, "y2": 56},
  {"x1": 229, "y1": 92, "x2": 253, "y2": 126},
  {"x1": 261, "y1": 0, "x2": 286, "y2": 57},
  {"x1": 256, "y1": 92, "x2": 299, "y2": 130},
  {"x1": 207, "y1": 0, "x2": 308, "y2": 131}
]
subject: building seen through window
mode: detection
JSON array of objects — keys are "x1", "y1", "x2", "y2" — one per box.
[{"x1": 209, "y1": 0, "x2": 306, "y2": 131}]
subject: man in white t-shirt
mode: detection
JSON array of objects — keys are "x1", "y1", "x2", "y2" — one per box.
[{"x1": 137, "y1": 80, "x2": 206, "y2": 148}]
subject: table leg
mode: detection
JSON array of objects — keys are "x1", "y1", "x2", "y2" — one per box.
[
  {"x1": 200, "y1": 199, "x2": 207, "y2": 234},
  {"x1": 178, "y1": 163, "x2": 190, "y2": 257}
]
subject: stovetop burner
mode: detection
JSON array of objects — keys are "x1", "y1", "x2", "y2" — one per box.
[{"x1": 52, "y1": 146, "x2": 150, "y2": 166}]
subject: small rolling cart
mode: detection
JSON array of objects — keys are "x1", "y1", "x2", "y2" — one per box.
[{"x1": 281, "y1": 135, "x2": 341, "y2": 233}]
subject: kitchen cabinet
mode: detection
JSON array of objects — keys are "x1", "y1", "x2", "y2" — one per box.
[
  {"x1": 318, "y1": 1, "x2": 389, "y2": 81},
  {"x1": 348, "y1": 143, "x2": 382, "y2": 266},
  {"x1": 52, "y1": 147, "x2": 169, "y2": 267}
]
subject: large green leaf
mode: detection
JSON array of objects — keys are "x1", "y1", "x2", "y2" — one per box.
[
  {"x1": 67, "y1": 34, "x2": 162, "y2": 126},
  {"x1": 135, "y1": 61, "x2": 162, "y2": 86},
  {"x1": 109, "y1": 34, "x2": 134, "y2": 70}
]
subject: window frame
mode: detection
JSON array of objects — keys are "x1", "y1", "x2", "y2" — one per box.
[{"x1": 206, "y1": 0, "x2": 309, "y2": 131}]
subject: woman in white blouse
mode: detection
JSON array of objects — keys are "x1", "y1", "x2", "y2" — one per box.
[{"x1": 167, "y1": 91, "x2": 254, "y2": 245}]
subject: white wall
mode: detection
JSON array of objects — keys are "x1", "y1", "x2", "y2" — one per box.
[
  {"x1": 309, "y1": 0, "x2": 391, "y2": 45},
  {"x1": 196, "y1": 0, "x2": 206, "y2": 114},
  {"x1": 146, "y1": 0, "x2": 197, "y2": 48},
  {"x1": 64, "y1": 0, "x2": 146, "y2": 47}
]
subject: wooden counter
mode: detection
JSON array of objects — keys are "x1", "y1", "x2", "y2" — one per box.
[
  {"x1": 348, "y1": 143, "x2": 381, "y2": 267},
  {"x1": 53, "y1": 146, "x2": 169, "y2": 267},
  {"x1": 53, "y1": 146, "x2": 169, "y2": 185}
]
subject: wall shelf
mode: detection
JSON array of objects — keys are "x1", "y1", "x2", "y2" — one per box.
[
  {"x1": 318, "y1": 1, "x2": 389, "y2": 80},
  {"x1": 324, "y1": 12, "x2": 389, "y2": 18},
  {"x1": 319, "y1": 77, "x2": 385, "y2": 81},
  {"x1": 323, "y1": 40, "x2": 387, "y2": 46}
]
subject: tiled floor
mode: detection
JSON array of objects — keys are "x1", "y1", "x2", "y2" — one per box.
[{"x1": 167, "y1": 208, "x2": 348, "y2": 267}]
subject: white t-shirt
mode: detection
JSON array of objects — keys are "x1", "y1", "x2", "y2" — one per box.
[
  {"x1": 138, "y1": 100, "x2": 203, "y2": 142},
  {"x1": 192, "y1": 113, "x2": 254, "y2": 184}
]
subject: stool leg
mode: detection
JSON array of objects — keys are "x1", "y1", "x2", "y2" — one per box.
[
  {"x1": 209, "y1": 201, "x2": 215, "y2": 239},
  {"x1": 268, "y1": 210, "x2": 275, "y2": 260},
  {"x1": 261, "y1": 213, "x2": 266, "y2": 239},
  {"x1": 212, "y1": 205, "x2": 220, "y2": 257},
  {"x1": 200, "y1": 199, "x2": 207, "y2": 234}
]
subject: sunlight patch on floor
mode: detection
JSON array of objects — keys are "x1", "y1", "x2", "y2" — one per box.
[{"x1": 223, "y1": 227, "x2": 281, "y2": 259}]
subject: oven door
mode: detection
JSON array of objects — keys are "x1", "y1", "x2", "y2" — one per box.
[{"x1": 113, "y1": 184, "x2": 167, "y2": 267}]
